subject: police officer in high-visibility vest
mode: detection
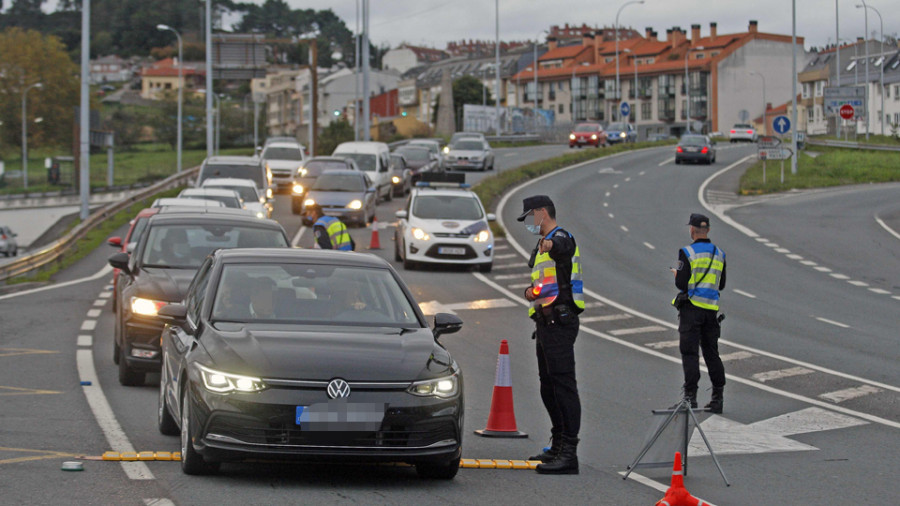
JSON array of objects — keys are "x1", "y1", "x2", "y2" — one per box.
[
  {"x1": 517, "y1": 195, "x2": 584, "y2": 475},
  {"x1": 307, "y1": 203, "x2": 355, "y2": 251},
  {"x1": 672, "y1": 213, "x2": 726, "y2": 413}
]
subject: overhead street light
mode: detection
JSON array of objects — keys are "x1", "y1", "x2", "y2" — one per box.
[
  {"x1": 157, "y1": 24, "x2": 184, "y2": 172},
  {"x1": 615, "y1": 0, "x2": 644, "y2": 120},
  {"x1": 22, "y1": 82, "x2": 43, "y2": 190}
]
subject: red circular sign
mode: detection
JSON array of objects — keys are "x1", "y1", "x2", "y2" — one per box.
[{"x1": 839, "y1": 104, "x2": 855, "y2": 120}]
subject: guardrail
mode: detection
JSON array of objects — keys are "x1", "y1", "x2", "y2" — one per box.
[
  {"x1": 807, "y1": 139, "x2": 900, "y2": 152},
  {"x1": 0, "y1": 166, "x2": 199, "y2": 283}
]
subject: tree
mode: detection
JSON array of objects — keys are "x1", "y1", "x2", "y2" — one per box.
[{"x1": 0, "y1": 28, "x2": 80, "y2": 150}]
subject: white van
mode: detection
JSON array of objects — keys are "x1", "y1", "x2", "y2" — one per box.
[{"x1": 331, "y1": 141, "x2": 393, "y2": 202}]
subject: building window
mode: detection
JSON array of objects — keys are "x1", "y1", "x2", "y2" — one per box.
[
  {"x1": 695, "y1": 53, "x2": 705, "y2": 59},
  {"x1": 641, "y1": 102, "x2": 651, "y2": 120},
  {"x1": 559, "y1": 104, "x2": 564, "y2": 114},
  {"x1": 711, "y1": 52, "x2": 719, "y2": 57},
  {"x1": 814, "y1": 81, "x2": 824, "y2": 97},
  {"x1": 806, "y1": 106, "x2": 813, "y2": 123},
  {"x1": 801, "y1": 83, "x2": 810, "y2": 99}
]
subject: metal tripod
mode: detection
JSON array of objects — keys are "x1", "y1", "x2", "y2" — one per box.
[{"x1": 623, "y1": 397, "x2": 730, "y2": 486}]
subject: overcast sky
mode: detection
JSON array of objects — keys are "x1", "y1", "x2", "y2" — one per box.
[{"x1": 278, "y1": 0, "x2": 897, "y2": 51}]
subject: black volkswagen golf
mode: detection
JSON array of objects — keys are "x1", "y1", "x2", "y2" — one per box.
[{"x1": 156, "y1": 248, "x2": 464, "y2": 478}]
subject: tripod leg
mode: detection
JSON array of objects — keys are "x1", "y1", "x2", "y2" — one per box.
[
  {"x1": 623, "y1": 402, "x2": 685, "y2": 480},
  {"x1": 687, "y1": 407, "x2": 731, "y2": 486}
]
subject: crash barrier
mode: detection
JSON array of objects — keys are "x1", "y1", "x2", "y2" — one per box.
[
  {"x1": 475, "y1": 339, "x2": 527, "y2": 438},
  {"x1": 0, "y1": 166, "x2": 200, "y2": 283},
  {"x1": 806, "y1": 139, "x2": 900, "y2": 152}
]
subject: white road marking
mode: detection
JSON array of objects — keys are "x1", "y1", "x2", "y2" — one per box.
[
  {"x1": 786, "y1": 254, "x2": 804, "y2": 260},
  {"x1": 493, "y1": 253, "x2": 517, "y2": 259},
  {"x1": 418, "y1": 298, "x2": 517, "y2": 315},
  {"x1": 875, "y1": 215, "x2": 900, "y2": 241},
  {"x1": 624, "y1": 177, "x2": 631, "y2": 182},
  {"x1": 658, "y1": 157, "x2": 674, "y2": 166},
  {"x1": 493, "y1": 244, "x2": 509, "y2": 250},
  {"x1": 580, "y1": 314, "x2": 633, "y2": 323},
  {"x1": 0, "y1": 265, "x2": 112, "y2": 301},
  {"x1": 490, "y1": 263, "x2": 524, "y2": 270},
  {"x1": 868, "y1": 288, "x2": 891, "y2": 295},
  {"x1": 613, "y1": 184, "x2": 619, "y2": 189},
  {"x1": 87, "y1": 309, "x2": 102, "y2": 318},
  {"x1": 639, "y1": 171, "x2": 645, "y2": 175},
  {"x1": 144, "y1": 500, "x2": 176, "y2": 506},
  {"x1": 814, "y1": 266, "x2": 832, "y2": 272},
  {"x1": 507, "y1": 283, "x2": 531, "y2": 290},
  {"x1": 291, "y1": 226, "x2": 307, "y2": 247},
  {"x1": 775, "y1": 248, "x2": 791, "y2": 253},
  {"x1": 472, "y1": 273, "x2": 529, "y2": 308},
  {"x1": 603, "y1": 202, "x2": 608, "y2": 207},
  {"x1": 815, "y1": 316, "x2": 850, "y2": 328},
  {"x1": 830, "y1": 273, "x2": 850, "y2": 280},
  {"x1": 620, "y1": 225, "x2": 629, "y2": 232},
  {"x1": 93, "y1": 299, "x2": 107, "y2": 307},
  {"x1": 77, "y1": 335, "x2": 93, "y2": 347},
  {"x1": 765, "y1": 242, "x2": 779, "y2": 248},
  {"x1": 752, "y1": 367, "x2": 815, "y2": 382},
  {"x1": 697, "y1": 154, "x2": 760, "y2": 237},
  {"x1": 76, "y1": 349, "x2": 154, "y2": 480},
  {"x1": 605, "y1": 191, "x2": 611, "y2": 197},
  {"x1": 894, "y1": 295, "x2": 900, "y2": 301},
  {"x1": 608, "y1": 325, "x2": 667, "y2": 336},
  {"x1": 847, "y1": 280, "x2": 869, "y2": 287},
  {"x1": 645, "y1": 340, "x2": 680, "y2": 349},
  {"x1": 583, "y1": 302, "x2": 604, "y2": 308},
  {"x1": 733, "y1": 289, "x2": 756, "y2": 298},
  {"x1": 491, "y1": 273, "x2": 524, "y2": 280},
  {"x1": 820, "y1": 385, "x2": 882, "y2": 403},
  {"x1": 643, "y1": 242, "x2": 655, "y2": 250},
  {"x1": 80, "y1": 320, "x2": 97, "y2": 331},
  {"x1": 800, "y1": 260, "x2": 818, "y2": 266},
  {"x1": 719, "y1": 351, "x2": 755, "y2": 362},
  {"x1": 755, "y1": 237, "x2": 769, "y2": 242},
  {"x1": 608, "y1": 213, "x2": 614, "y2": 218},
  {"x1": 99, "y1": 291, "x2": 113, "y2": 298}
]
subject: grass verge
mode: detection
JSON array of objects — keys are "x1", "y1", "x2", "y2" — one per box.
[
  {"x1": 491, "y1": 140, "x2": 545, "y2": 148},
  {"x1": 9, "y1": 187, "x2": 183, "y2": 284},
  {"x1": 739, "y1": 146, "x2": 900, "y2": 194},
  {"x1": 473, "y1": 140, "x2": 676, "y2": 237}
]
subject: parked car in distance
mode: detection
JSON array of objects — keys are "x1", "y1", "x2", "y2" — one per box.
[
  {"x1": 389, "y1": 153, "x2": 413, "y2": 197},
  {"x1": 290, "y1": 156, "x2": 360, "y2": 214},
  {"x1": 0, "y1": 225, "x2": 18, "y2": 257},
  {"x1": 647, "y1": 133, "x2": 675, "y2": 142},
  {"x1": 261, "y1": 140, "x2": 307, "y2": 193},
  {"x1": 728, "y1": 123, "x2": 758, "y2": 143},
  {"x1": 394, "y1": 145, "x2": 440, "y2": 182},
  {"x1": 201, "y1": 177, "x2": 272, "y2": 219},
  {"x1": 156, "y1": 248, "x2": 464, "y2": 478},
  {"x1": 196, "y1": 156, "x2": 272, "y2": 200},
  {"x1": 675, "y1": 134, "x2": 717, "y2": 165},
  {"x1": 444, "y1": 139, "x2": 494, "y2": 171},
  {"x1": 605, "y1": 122, "x2": 637, "y2": 144},
  {"x1": 300, "y1": 169, "x2": 378, "y2": 226},
  {"x1": 568, "y1": 122, "x2": 607, "y2": 148},
  {"x1": 331, "y1": 141, "x2": 393, "y2": 203},
  {"x1": 177, "y1": 188, "x2": 244, "y2": 209}
]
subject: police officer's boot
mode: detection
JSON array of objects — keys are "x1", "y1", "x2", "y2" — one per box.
[
  {"x1": 683, "y1": 389, "x2": 698, "y2": 409},
  {"x1": 528, "y1": 432, "x2": 561, "y2": 463},
  {"x1": 704, "y1": 387, "x2": 724, "y2": 414},
  {"x1": 535, "y1": 436, "x2": 579, "y2": 475}
]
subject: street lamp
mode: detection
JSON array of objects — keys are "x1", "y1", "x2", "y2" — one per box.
[
  {"x1": 857, "y1": 3, "x2": 884, "y2": 137},
  {"x1": 157, "y1": 24, "x2": 183, "y2": 172},
  {"x1": 615, "y1": 0, "x2": 644, "y2": 119},
  {"x1": 684, "y1": 45, "x2": 704, "y2": 133},
  {"x1": 859, "y1": 0, "x2": 870, "y2": 140},
  {"x1": 21, "y1": 82, "x2": 43, "y2": 190},
  {"x1": 482, "y1": 63, "x2": 497, "y2": 108},
  {"x1": 749, "y1": 71, "x2": 766, "y2": 135},
  {"x1": 202, "y1": 0, "x2": 213, "y2": 158}
]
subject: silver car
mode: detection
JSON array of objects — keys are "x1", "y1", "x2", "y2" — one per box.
[
  {"x1": 444, "y1": 139, "x2": 494, "y2": 171},
  {"x1": 261, "y1": 141, "x2": 307, "y2": 192},
  {"x1": 728, "y1": 123, "x2": 758, "y2": 143},
  {"x1": 0, "y1": 226, "x2": 18, "y2": 257}
]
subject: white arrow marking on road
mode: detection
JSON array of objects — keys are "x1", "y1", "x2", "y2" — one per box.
[
  {"x1": 689, "y1": 408, "x2": 868, "y2": 456},
  {"x1": 418, "y1": 298, "x2": 517, "y2": 315},
  {"x1": 820, "y1": 385, "x2": 882, "y2": 403}
]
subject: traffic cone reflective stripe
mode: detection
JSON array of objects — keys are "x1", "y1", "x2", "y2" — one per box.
[
  {"x1": 654, "y1": 452, "x2": 705, "y2": 506},
  {"x1": 368, "y1": 216, "x2": 381, "y2": 249},
  {"x1": 475, "y1": 340, "x2": 527, "y2": 438}
]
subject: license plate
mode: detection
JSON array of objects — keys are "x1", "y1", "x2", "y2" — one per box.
[
  {"x1": 438, "y1": 247, "x2": 466, "y2": 256},
  {"x1": 296, "y1": 401, "x2": 386, "y2": 431},
  {"x1": 577, "y1": 138, "x2": 586, "y2": 143},
  {"x1": 686, "y1": 147, "x2": 698, "y2": 152}
]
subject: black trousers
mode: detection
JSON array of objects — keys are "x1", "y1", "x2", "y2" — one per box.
[
  {"x1": 535, "y1": 319, "x2": 581, "y2": 439},
  {"x1": 678, "y1": 303, "x2": 726, "y2": 393}
]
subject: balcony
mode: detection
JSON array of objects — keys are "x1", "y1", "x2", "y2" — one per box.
[{"x1": 658, "y1": 99, "x2": 676, "y2": 121}]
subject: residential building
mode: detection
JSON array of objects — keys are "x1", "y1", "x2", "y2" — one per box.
[
  {"x1": 383, "y1": 44, "x2": 448, "y2": 74},
  {"x1": 253, "y1": 68, "x2": 304, "y2": 137},
  {"x1": 140, "y1": 58, "x2": 205, "y2": 100},
  {"x1": 446, "y1": 39, "x2": 528, "y2": 58},
  {"x1": 305, "y1": 67, "x2": 401, "y2": 128},
  {"x1": 90, "y1": 55, "x2": 133, "y2": 84}
]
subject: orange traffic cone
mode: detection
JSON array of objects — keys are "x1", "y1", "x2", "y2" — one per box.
[
  {"x1": 475, "y1": 340, "x2": 527, "y2": 438},
  {"x1": 655, "y1": 452, "x2": 707, "y2": 506},
  {"x1": 368, "y1": 216, "x2": 381, "y2": 249}
]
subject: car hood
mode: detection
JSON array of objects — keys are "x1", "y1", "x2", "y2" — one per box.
[
  {"x1": 135, "y1": 267, "x2": 197, "y2": 302},
  {"x1": 404, "y1": 159, "x2": 433, "y2": 170},
  {"x1": 447, "y1": 150, "x2": 485, "y2": 158},
  {"x1": 306, "y1": 190, "x2": 366, "y2": 206},
  {"x1": 410, "y1": 216, "x2": 486, "y2": 235},
  {"x1": 201, "y1": 325, "x2": 453, "y2": 382}
]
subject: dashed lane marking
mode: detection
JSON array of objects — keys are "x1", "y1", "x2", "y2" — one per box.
[
  {"x1": 733, "y1": 289, "x2": 757, "y2": 298},
  {"x1": 608, "y1": 325, "x2": 667, "y2": 336},
  {"x1": 0, "y1": 348, "x2": 58, "y2": 358},
  {"x1": 493, "y1": 253, "x2": 517, "y2": 259},
  {"x1": 613, "y1": 184, "x2": 619, "y2": 189},
  {"x1": 658, "y1": 157, "x2": 674, "y2": 166},
  {"x1": 490, "y1": 263, "x2": 524, "y2": 270},
  {"x1": 800, "y1": 260, "x2": 818, "y2": 266},
  {"x1": 814, "y1": 266, "x2": 832, "y2": 272},
  {"x1": 775, "y1": 248, "x2": 791, "y2": 253},
  {"x1": 579, "y1": 314, "x2": 632, "y2": 323},
  {"x1": 80, "y1": 320, "x2": 97, "y2": 331},
  {"x1": 869, "y1": 288, "x2": 891, "y2": 295},
  {"x1": 493, "y1": 244, "x2": 509, "y2": 250},
  {"x1": 291, "y1": 226, "x2": 307, "y2": 247},
  {"x1": 755, "y1": 237, "x2": 769, "y2": 242},
  {"x1": 830, "y1": 273, "x2": 850, "y2": 280},
  {"x1": 847, "y1": 280, "x2": 868, "y2": 287},
  {"x1": 820, "y1": 385, "x2": 882, "y2": 403},
  {"x1": 815, "y1": 316, "x2": 850, "y2": 328},
  {"x1": 491, "y1": 273, "x2": 525, "y2": 280},
  {"x1": 77, "y1": 335, "x2": 92, "y2": 347},
  {"x1": 624, "y1": 177, "x2": 631, "y2": 182},
  {"x1": 764, "y1": 242, "x2": 779, "y2": 248},
  {"x1": 93, "y1": 299, "x2": 107, "y2": 307},
  {"x1": 875, "y1": 215, "x2": 900, "y2": 241},
  {"x1": 719, "y1": 351, "x2": 755, "y2": 362},
  {"x1": 144, "y1": 500, "x2": 176, "y2": 506},
  {"x1": 786, "y1": 254, "x2": 804, "y2": 260},
  {"x1": 645, "y1": 340, "x2": 680, "y2": 349},
  {"x1": 643, "y1": 242, "x2": 655, "y2": 250},
  {"x1": 99, "y1": 291, "x2": 112, "y2": 298},
  {"x1": 608, "y1": 213, "x2": 614, "y2": 218},
  {"x1": 87, "y1": 309, "x2": 102, "y2": 318},
  {"x1": 0, "y1": 386, "x2": 62, "y2": 396},
  {"x1": 752, "y1": 367, "x2": 815, "y2": 383},
  {"x1": 603, "y1": 202, "x2": 608, "y2": 207},
  {"x1": 620, "y1": 225, "x2": 629, "y2": 232}
]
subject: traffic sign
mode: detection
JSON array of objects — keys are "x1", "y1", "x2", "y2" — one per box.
[
  {"x1": 758, "y1": 136, "x2": 781, "y2": 149},
  {"x1": 772, "y1": 115, "x2": 791, "y2": 135},
  {"x1": 825, "y1": 98, "x2": 865, "y2": 118},
  {"x1": 758, "y1": 148, "x2": 793, "y2": 160},
  {"x1": 620, "y1": 102, "x2": 630, "y2": 117},
  {"x1": 824, "y1": 85, "x2": 865, "y2": 98},
  {"x1": 839, "y1": 104, "x2": 855, "y2": 120}
]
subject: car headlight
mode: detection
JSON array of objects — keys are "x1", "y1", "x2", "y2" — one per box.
[
  {"x1": 411, "y1": 227, "x2": 430, "y2": 241},
  {"x1": 256, "y1": 211, "x2": 265, "y2": 218},
  {"x1": 347, "y1": 200, "x2": 363, "y2": 210},
  {"x1": 473, "y1": 229, "x2": 491, "y2": 243},
  {"x1": 442, "y1": 146, "x2": 450, "y2": 154},
  {"x1": 591, "y1": 134, "x2": 598, "y2": 140},
  {"x1": 292, "y1": 183, "x2": 304, "y2": 194},
  {"x1": 408, "y1": 374, "x2": 458, "y2": 398},
  {"x1": 199, "y1": 364, "x2": 267, "y2": 393},
  {"x1": 266, "y1": 188, "x2": 273, "y2": 199},
  {"x1": 569, "y1": 134, "x2": 576, "y2": 140},
  {"x1": 304, "y1": 198, "x2": 316, "y2": 206},
  {"x1": 620, "y1": 132, "x2": 627, "y2": 138},
  {"x1": 130, "y1": 297, "x2": 167, "y2": 316},
  {"x1": 391, "y1": 176, "x2": 400, "y2": 184},
  {"x1": 297, "y1": 167, "x2": 307, "y2": 177}
]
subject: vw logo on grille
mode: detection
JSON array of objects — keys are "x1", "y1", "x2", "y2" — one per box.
[{"x1": 326, "y1": 378, "x2": 350, "y2": 399}]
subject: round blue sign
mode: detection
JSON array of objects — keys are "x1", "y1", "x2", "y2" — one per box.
[
  {"x1": 620, "y1": 102, "x2": 631, "y2": 117},
  {"x1": 773, "y1": 115, "x2": 791, "y2": 134}
]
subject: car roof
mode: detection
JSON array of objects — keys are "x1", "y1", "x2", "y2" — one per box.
[
  {"x1": 316, "y1": 169, "x2": 362, "y2": 177},
  {"x1": 201, "y1": 177, "x2": 258, "y2": 188},
  {"x1": 203, "y1": 156, "x2": 260, "y2": 165},
  {"x1": 412, "y1": 186, "x2": 479, "y2": 198},
  {"x1": 306, "y1": 156, "x2": 350, "y2": 163},
  {"x1": 333, "y1": 141, "x2": 389, "y2": 154},
  {"x1": 153, "y1": 198, "x2": 225, "y2": 208},
  {"x1": 264, "y1": 141, "x2": 304, "y2": 149},
  {"x1": 264, "y1": 136, "x2": 297, "y2": 144},
  {"x1": 148, "y1": 210, "x2": 284, "y2": 227},
  {"x1": 180, "y1": 188, "x2": 241, "y2": 197},
  {"x1": 215, "y1": 247, "x2": 390, "y2": 269}
]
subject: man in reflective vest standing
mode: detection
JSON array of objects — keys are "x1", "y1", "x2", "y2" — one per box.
[
  {"x1": 517, "y1": 195, "x2": 584, "y2": 475},
  {"x1": 307, "y1": 203, "x2": 355, "y2": 251},
  {"x1": 672, "y1": 213, "x2": 726, "y2": 413}
]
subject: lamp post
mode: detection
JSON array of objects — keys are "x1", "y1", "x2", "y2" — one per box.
[
  {"x1": 749, "y1": 71, "x2": 766, "y2": 135},
  {"x1": 857, "y1": 3, "x2": 883, "y2": 136},
  {"x1": 623, "y1": 48, "x2": 638, "y2": 122},
  {"x1": 684, "y1": 45, "x2": 704, "y2": 133},
  {"x1": 21, "y1": 82, "x2": 43, "y2": 190},
  {"x1": 213, "y1": 93, "x2": 225, "y2": 155},
  {"x1": 860, "y1": 0, "x2": 869, "y2": 140},
  {"x1": 495, "y1": 0, "x2": 501, "y2": 135},
  {"x1": 204, "y1": 0, "x2": 213, "y2": 158},
  {"x1": 157, "y1": 24, "x2": 183, "y2": 172},
  {"x1": 615, "y1": 0, "x2": 644, "y2": 120}
]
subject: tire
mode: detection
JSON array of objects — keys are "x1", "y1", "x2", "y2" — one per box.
[
  {"x1": 478, "y1": 262, "x2": 492, "y2": 273},
  {"x1": 416, "y1": 457, "x2": 460, "y2": 480},
  {"x1": 394, "y1": 233, "x2": 402, "y2": 261},
  {"x1": 675, "y1": 159, "x2": 681, "y2": 165},
  {"x1": 158, "y1": 355, "x2": 179, "y2": 436},
  {"x1": 291, "y1": 197, "x2": 302, "y2": 215},
  {"x1": 181, "y1": 389, "x2": 219, "y2": 475},
  {"x1": 118, "y1": 346, "x2": 146, "y2": 386},
  {"x1": 403, "y1": 255, "x2": 416, "y2": 271},
  {"x1": 11, "y1": 248, "x2": 17, "y2": 257}
]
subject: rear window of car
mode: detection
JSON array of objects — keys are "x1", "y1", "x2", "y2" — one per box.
[
  {"x1": 182, "y1": 194, "x2": 242, "y2": 208},
  {"x1": 453, "y1": 141, "x2": 483, "y2": 151},
  {"x1": 263, "y1": 147, "x2": 304, "y2": 160},
  {"x1": 413, "y1": 195, "x2": 483, "y2": 220},
  {"x1": 680, "y1": 136, "x2": 708, "y2": 146},
  {"x1": 204, "y1": 184, "x2": 258, "y2": 203},
  {"x1": 733, "y1": 124, "x2": 753, "y2": 129},
  {"x1": 396, "y1": 147, "x2": 430, "y2": 161},
  {"x1": 303, "y1": 160, "x2": 347, "y2": 176},
  {"x1": 335, "y1": 153, "x2": 376, "y2": 172},
  {"x1": 141, "y1": 224, "x2": 287, "y2": 268},
  {"x1": 201, "y1": 164, "x2": 264, "y2": 188}
]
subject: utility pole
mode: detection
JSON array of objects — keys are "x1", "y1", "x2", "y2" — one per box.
[
  {"x1": 791, "y1": 0, "x2": 798, "y2": 174},
  {"x1": 79, "y1": 0, "x2": 90, "y2": 219},
  {"x1": 205, "y1": 0, "x2": 214, "y2": 158},
  {"x1": 495, "y1": 0, "x2": 501, "y2": 135},
  {"x1": 362, "y1": 0, "x2": 371, "y2": 141}
]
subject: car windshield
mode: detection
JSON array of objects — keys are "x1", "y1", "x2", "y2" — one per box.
[
  {"x1": 680, "y1": 136, "x2": 708, "y2": 146},
  {"x1": 204, "y1": 184, "x2": 259, "y2": 203},
  {"x1": 574, "y1": 124, "x2": 599, "y2": 132},
  {"x1": 413, "y1": 195, "x2": 483, "y2": 220},
  {"x1": 607, "y1": 123, "x2": 626, "y2": 131},
  {"x1": 126, "y1": 217, "x2": 149, "y2": 245},
  {"x1": 734, "y1": 124, "x2": 753, "y2": 129},
  {"x1": 453, "y1": 141, "x2": 483, "y2": 151},
  {"x1": 409, "y1": 142, "x2": 436, "y2": 152},
  {"x1": 396, "y1": 148, "x2": 430, "y2": 161},
  {"x1": 201, "y1": 163, "x2": 264, "y2": 188},
  {"x1": 182, "y1": 194, "x2": 242, "y2": 208},
  {"x1": 211, "y1": 264, "x2": 420, "y2": 327},
  {"x1": 312, "y1": 173, "x2": 365, "y2": 192},
  {"x1": 141, "y1": 224, "x2": 287, "y2": 268},
  {"x1": 263, "y1": 147, "x2": 303, "y2": 160},
  {"x1": 336, "y1": 153, "x2": 376, "y2": 172},
  {"x1": 303, "y1": 160, "x2": 346, "y2": 176}
]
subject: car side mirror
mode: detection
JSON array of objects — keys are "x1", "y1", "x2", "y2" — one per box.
[
  {"x1": 395, "y1": 210, "x2": 408, "y2": 219},
  {"x1": 107, "y1": 237, "x2": 122, "y2": 248},
  {"x1": 158, "y1": 304, "x2": 188, "y2": 327},
  {"x1": 433, "y1": 313, "x2": 463, "y2": 339},
  {"x1": 108, "y1": 251, "x2": 130, "y2": 274},
  {"x1": 486, "y1": 213, "x2": 496, "y2": 222},
  {"x1": 367, "y1": 186, "x2": 377, "y2": 193}
]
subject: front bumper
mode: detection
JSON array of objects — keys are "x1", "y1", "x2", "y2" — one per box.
[
  {"x1": 569, "y1": 136, "x2": 600, "y2": 147},
  {"x1": 122, "y1": 315, "x2": 165, "y2": 371},
  {"x1": 404, "y1": 235, "x2": 493, "y2": 265},
  {"x1": 445, "y1": 160, "x2": 485, "y2": 170},
  {"x1": 270, "y1": 173, "x2": 295, "y2": 191}
]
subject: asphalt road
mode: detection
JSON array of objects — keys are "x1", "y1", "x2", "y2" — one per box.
[{"x1": 1, "y1": 142, "x2": 897, "y2": 505}]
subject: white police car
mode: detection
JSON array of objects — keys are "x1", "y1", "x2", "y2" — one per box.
[{"x1": 394, "y1": 174, "x2": 495, "y2": 272}]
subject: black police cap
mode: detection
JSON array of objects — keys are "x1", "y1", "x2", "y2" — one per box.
[
  {"x1": 687, "y1": 213, "x2": 710, "y2": 228},
  {"x1": 516, "y1": 195, "x2": 554, "y2": 221}
]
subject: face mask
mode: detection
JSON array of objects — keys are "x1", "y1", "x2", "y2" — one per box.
[{"x1": 525, "y1": 217, "x2": 544, "y2": 235}]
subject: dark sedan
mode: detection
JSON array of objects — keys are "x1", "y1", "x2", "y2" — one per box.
[
  {"x1": 393, "y1": 145, "x2": 439, "y2": 182},
  {"x1": 675, "y1": 134, "x2": 717, "y2": 165},
  {"x1": 107, "y1": 210, "x2": 290, "y2": 386},
  {"x1": 157, "y1": 248, "x2": 464, "y2": 478},
  {"x1": 290, "y1": 157, "x2": 359, "y2": 214},
  {"x1": 300, "y1": 170, "x2": 377, "y2": 226}
]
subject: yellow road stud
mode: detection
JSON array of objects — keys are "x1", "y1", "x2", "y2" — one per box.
[
  {"x1": 460, "y1": 459, "x2": 478, "y2": 468},
  {"x1": 101, "y1": 452, "x2": 121, "y2": 461},
  {"x1": 493, "y1": 459, "x2": 512, "y2": 469},
  {"x1": 154, "y1": 452, "x2": 172, "y2": 461},
  {"x1": 119, "y1": 452, "x2": 138, "y2": 461},
  {"x1": 476, "y1": 459, "x2": 496, "y2": 469},
  {"x1": 510, "y1": 460, "x2": 530, "y2": 469},
  {"x1": 138, "y1": 451, "x2": 155, "y2": 461},
  {"x1": 526, "y1": 460, "x2": 540, "y2": 469}
]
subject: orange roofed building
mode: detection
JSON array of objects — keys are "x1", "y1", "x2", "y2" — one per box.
[{"x1": 511, "y1": 21, "x2": 804, "y2": 137}]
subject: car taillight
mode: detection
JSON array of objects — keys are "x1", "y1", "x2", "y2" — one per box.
[
  {"x1": 746, "y1": 130, "x2": 753, "y2": 134},
  {"x1": 0, "y1": 234, "x2": 6, "y2": 240},
  {"x1": 701, "y1": 146, "x2": 709, "y2": 154},
  {"x1": 676, "y1": 146, "x2": 683, "y2": 153},
  {"x1": 730, "y1": 129, "x2": 736, "y2": 134}
]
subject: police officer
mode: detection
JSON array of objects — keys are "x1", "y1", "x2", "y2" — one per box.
[
  {"x1": 307, "y1": 203, "x2": 354, "y2": 251},
  {"x1": 517, "y1": 195, "x2": 585, "y2": 475},
  {"x1": 672, "y1": 213, "x2": 726, "y2": 413}
]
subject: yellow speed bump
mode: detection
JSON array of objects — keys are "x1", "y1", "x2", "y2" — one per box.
[
  {"x1": 459, "y1": 459, "x2": 539, "y2": 469},
  {"x1": 99, "y1": 452, "x2": 181, "y2": 461}
]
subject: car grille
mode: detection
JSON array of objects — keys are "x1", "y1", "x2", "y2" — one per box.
[
  {"x1": 424, "y1": 244, "x2": 478, "y2": 260},
  {"x1": 432, "y1": 232, "x2": 470, "y2": 238}
]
